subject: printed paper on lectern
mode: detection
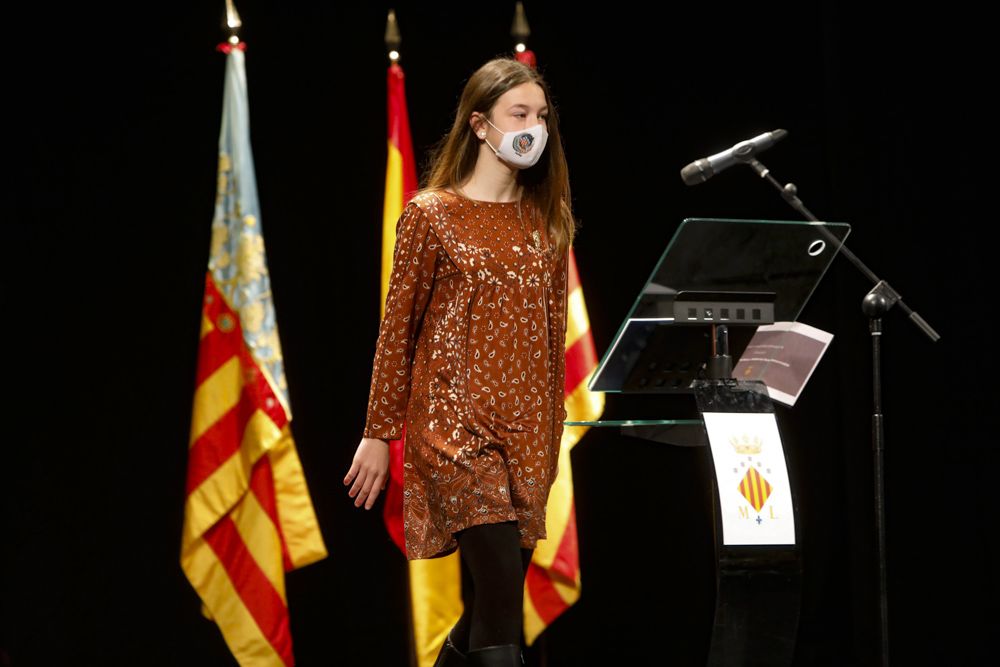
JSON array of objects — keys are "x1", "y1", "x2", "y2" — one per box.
[{"x1": 733, "y1": 321, "x2": 833, "y2": 407}]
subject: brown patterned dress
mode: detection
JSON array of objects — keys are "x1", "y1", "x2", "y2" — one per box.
[{"x1": 363, "y1": 189, "x2": 569, "y2": 560}]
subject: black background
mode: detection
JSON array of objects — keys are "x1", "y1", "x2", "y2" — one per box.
[{"x1": 4, "y1": 1, "x2": 993, "y2": 665}]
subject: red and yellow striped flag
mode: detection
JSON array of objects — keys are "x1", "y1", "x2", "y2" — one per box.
[
  {"x1": 181, "y1": 41, "x2": 327, "y2": 667},
  {"x1": 514, "y1": 46, "x2": 604, "y2": 647}
]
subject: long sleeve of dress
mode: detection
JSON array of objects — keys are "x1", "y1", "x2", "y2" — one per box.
[{"x1": 363, "y1": 201, "x2": 438, "y2": 441}]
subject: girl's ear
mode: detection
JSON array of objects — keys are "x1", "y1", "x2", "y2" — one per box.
[{"x1": 470, "y1": 112, "x2": 487, "y2": 138}]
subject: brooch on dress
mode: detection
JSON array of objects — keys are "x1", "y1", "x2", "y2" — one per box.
[{"x1": 518, "y1": 198, "x2": 545, "y2": 251}]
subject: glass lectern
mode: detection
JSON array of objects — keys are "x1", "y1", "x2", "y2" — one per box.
[{"x1": 572, "y1": 217, "x2": 849, "y2": 665}]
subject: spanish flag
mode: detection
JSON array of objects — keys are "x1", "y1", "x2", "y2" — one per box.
[
  {"x1": 181, "y1": 40, "x2": 327, "y2": 667},
  {"x1": 377, "y1": 57, "x2": 462, "y2": 667},
  {"x1": 380, "y1": 60, "x2": 419, "y2": 555}
]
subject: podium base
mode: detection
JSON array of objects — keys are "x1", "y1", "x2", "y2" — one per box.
[{"x1": 707, "y1": 545, "x2": 802, "y2": 667}]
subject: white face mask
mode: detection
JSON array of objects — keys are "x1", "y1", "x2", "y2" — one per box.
[{"x1": 482, "y1": 117, "x2": 549, "y2": 169}]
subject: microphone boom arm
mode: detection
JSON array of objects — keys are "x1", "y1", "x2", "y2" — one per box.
[{"x1": 745, "y1": 157, "x2": 940, "y2": 342}]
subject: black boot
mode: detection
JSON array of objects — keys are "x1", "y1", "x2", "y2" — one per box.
[
  {"x1": 432, "y1": 631, "x2": 467, "y2": 667},
  {"x1": 466, "y1": 644, "x2": 524, "y2": 666}
]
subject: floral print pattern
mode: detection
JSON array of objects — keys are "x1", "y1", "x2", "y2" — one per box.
[{"x1": 363, "y1": 190, "x2": 568, "y2": 559}]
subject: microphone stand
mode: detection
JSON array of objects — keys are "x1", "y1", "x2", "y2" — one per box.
[{"x1": 741, "y1": 156, "x2": 941, "y2": 667}]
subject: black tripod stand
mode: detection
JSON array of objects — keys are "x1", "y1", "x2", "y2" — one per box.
[{"x1": 739, "y1": 153, "x2": 941, "y2": 667}]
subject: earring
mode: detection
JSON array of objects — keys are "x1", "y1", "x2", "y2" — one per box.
[{"x1": 478, "y1": 131, "x2": 486, "y2": 138}]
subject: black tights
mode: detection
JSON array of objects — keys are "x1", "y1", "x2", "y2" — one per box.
[{"x1": 449, "y1": 521, "x2": 533, "y2": 651}]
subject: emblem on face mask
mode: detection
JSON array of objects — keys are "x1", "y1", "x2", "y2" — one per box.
[{"x1": 512, "y1": 132, "x2": 536, "y2": 155}]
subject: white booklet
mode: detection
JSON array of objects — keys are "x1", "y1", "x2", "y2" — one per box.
[{"x1": 732, "y1": 321, "x2": 834, "y2": 407}]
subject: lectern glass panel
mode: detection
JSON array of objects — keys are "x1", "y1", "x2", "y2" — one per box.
[{"x1": 589, "y1": 218, "x2": 850, "y2": 393}]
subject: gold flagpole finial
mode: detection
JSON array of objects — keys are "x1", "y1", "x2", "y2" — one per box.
[
  {"x1": 385, "y1": 9, "x2": 402, "y2": 63},
  {"x1": 225, "y1": 0, "x2": 242, "y2": 45},
  {"x1": 511, "y1": 1, "x2": 531, "y2": 50}
]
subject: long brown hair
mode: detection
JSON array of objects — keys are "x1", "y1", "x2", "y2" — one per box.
[{"x1": 422, "y1": 57, "x2": 576, "y2": 255}]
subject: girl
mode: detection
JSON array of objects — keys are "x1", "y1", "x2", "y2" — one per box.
[{"x1": 345, "y1": 57, "x2": 576, "y2": 667}]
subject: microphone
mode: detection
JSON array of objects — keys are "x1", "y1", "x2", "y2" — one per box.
[{"x1": 680, "y1": 129, "x2": 788, "y2": 185}]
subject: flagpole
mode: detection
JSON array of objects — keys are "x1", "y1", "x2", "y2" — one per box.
[
  {"x1": 385, "y1": 12, "x2": 418, "y2": 665},
  {"x1": 510, "y1": 5, "x2": 604, "y2": 665},
  {"x1": 511, "y1": 2, "x2": 529, "y2": 49},
  {"x1": 511, "y1": 2, "x2": 537, "y2": 69},
  {"x1": 225, "y1": 0, "x2": 242, "y2": 45},
  {"x1": 182, "y1": 4, "x2": 328, "y2": 665},
  {"x1": 511, "y1": 12, "x2": 550, "y2": 667},
  {"x1": 385, "y1": 8, "x2": 401, "y2": 64}
]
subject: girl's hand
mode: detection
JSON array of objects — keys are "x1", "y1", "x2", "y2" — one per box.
[{"x1": 344, "y1": 437, "x2": 390, "y2": 509}]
